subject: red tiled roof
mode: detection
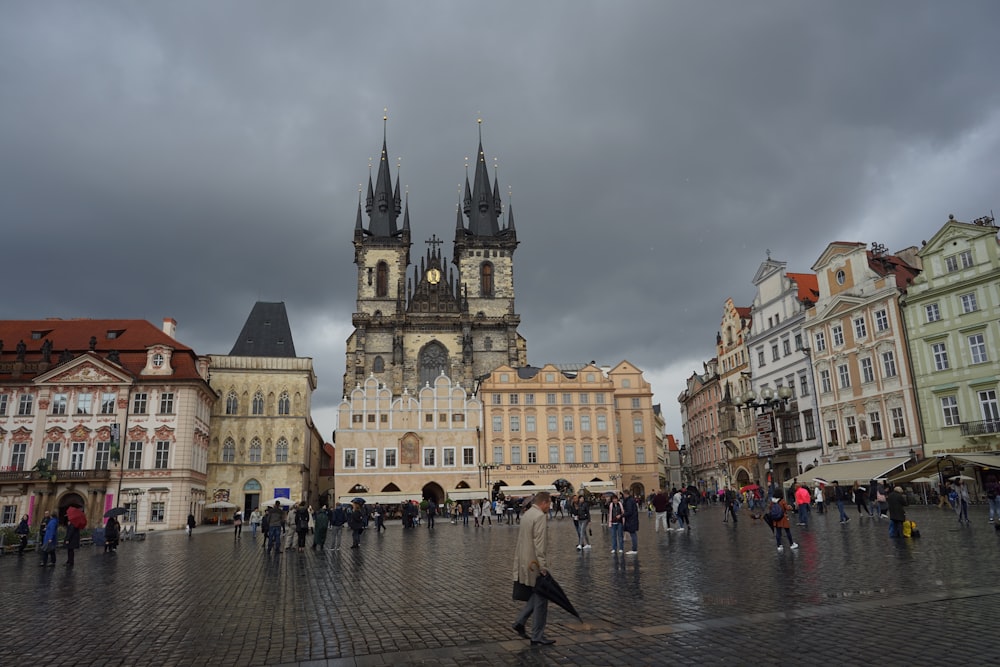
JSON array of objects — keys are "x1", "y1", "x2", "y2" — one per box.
[
  {"x1": 866, "y1": 253, "x2": 921, "y2": 290},
  {"x1": 735, "y1": 306, "x2": 751, "y2": 319},
  {"x1": 787, "y1": 272, "x2": 819, "y2": 304},
  {"x1": 0, "y1": 319, "x2": 203, "y2": 382}
]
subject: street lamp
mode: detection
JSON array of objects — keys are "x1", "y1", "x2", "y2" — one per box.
[
  {"x1": 733, "y1": 385, "x2": 794, "y2": 413},
  {"x1": 478, "y1": 462, "x2": 498, "y2": 496},
  {"x1": 609, "y1": 473, "x2": 622, "y2": 493}
]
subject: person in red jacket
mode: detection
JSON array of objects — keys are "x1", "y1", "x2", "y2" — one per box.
[
  {"x1": 794, "y1": 483, "x2": 812, "y2": 527},
  {"x1": 769, "y1": 491, "x2": 798, "y2": 553}
]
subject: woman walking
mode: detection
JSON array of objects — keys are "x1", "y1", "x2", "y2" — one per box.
[
  {"x1": 769, "y1": 491, "x2": 798, "y2": 553},
  {"x1": 955, "y1": 480, "x2": 971, "y2": 525},
  {"x1": 853, "y1": 482, "x2": 873, "y2": 518},
  {"x1": 105, "y1": 516, "x2": 120, "y2": 553},
  {"x1": 233, "y1": 509, "x2": 243, "y2": 539},
  {"x1": 15, "y1": 514, "x2": 30, "y2": 554}
]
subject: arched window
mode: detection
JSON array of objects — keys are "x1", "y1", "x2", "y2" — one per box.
[
  {"x1": 249, "y1": 438, "x2": 262, "y2": 463},
  {"x1": 419, "y1": 341, "x2": 448, "y2": 388},
  {"x1": 376, "y1": 261, "x2": 389, "y2": 297},
  {"x1": 480, "y1": 262, "x2": 494, "y2": 297},
  {"x1": 252, "y1": 391, "x2": 264, "y2": 415},
  {"x1": 225, "y1": 391, "x2": 239, "y2": 415},
  {"x1": 275, "y1": 437, "x2": 289, "y2": 463},
  {"x1": 373, "y1": 356, "x2": 385, "y2": 372},
  {"x1": 222, "y1": 438, "x2": 235, "y2": 463},
  {"x1": 278, "y1": 391, "x2": 290, "y2": 416}
]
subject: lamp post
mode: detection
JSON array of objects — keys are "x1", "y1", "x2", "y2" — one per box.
[
  {"x1": 609, "y1": 473, "x2": 622, "y2": 494},
  {"x1": 478, "y1": 462, "x2": 498, "y2": 498},
  {"x1": 734, "y1": 386, "x2": 793, "y2": 488}
]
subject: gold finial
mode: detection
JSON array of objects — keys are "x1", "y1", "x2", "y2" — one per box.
[{"x1": 384, "y1": 106, "x2": 388, "y2": 121}]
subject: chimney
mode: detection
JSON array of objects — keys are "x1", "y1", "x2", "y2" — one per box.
[{"x1": 162, "y1": 318, "x2": 177, "y2": 338}]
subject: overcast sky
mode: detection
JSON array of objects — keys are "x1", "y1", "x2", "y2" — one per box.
[{"x1": 3, "y1": 1, "x2": 999, "y2": 442}]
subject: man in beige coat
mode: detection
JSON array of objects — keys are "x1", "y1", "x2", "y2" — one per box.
[{"x1": 511, "y1": 491, "x2": 555, "y2": 646}]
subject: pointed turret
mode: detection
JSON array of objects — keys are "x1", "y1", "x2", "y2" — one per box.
[
  {"x1": 367, "y1": 136, "x2": 399, "y2": 237},
  {"x1": 402, "y1": 195, "x2": 411, "y2": 232},
  {"x1": 465, "y1": 139, "x2": 501, "y2": 237}
]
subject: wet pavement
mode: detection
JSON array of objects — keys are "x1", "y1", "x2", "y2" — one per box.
[{"x1": 3, "y1": 503, "x2": 1000, "y2": 666}]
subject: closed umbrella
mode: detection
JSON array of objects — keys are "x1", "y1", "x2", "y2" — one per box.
[{"x1": 532, "y1": 572, "x2": 580, "y2": 619}]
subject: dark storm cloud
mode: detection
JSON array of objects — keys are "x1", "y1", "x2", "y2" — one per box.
[{"x1": 2, "y1": 1, "x2": 999, "y2": 438}]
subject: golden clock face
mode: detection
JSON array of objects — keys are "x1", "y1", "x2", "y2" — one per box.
[{"x1": 427, "y1": 268, "x2": 441, "y2": 284}]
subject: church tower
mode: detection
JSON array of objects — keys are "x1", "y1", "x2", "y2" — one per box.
[{"x1": 343, "y1": 120, "x2": 526, "y2": 397}]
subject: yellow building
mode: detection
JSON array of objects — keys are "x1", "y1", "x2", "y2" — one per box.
[
  {"x1": 207, "y1": 303, "x2": 324, "y2": 514},
  {"x1": 480, "y1": 361, "x2": 658, "y2": 499}
]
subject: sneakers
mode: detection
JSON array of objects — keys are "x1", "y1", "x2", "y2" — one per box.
[
  {"x1": 576, "y1": 545, "x2": 582, "y2": 550},
  {"x1": 777, "y1": 545, "x2": 784, "y2": 553},
  {"x1": 611, "y1": 549, "x2": 617, "y2": 554},
  {"x1": 790, "y1": 543, "x2": 799, "y2": 550},
  {"x1": 582, "y1": 544, "x2": 591, "y2": 549},
  {"x1": 625, "y1": 550, "x2": 637, "y2": 555}
]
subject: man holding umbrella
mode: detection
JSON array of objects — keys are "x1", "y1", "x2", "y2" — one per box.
[{"x1": 512, "y1": 491, "x2": 556, "y2": 646}]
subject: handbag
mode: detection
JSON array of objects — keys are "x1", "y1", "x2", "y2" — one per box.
[
  {"x1": 40, "y1": 540, "x2": 55, "y2": 553},
  {"x1": 512, "y1": 580, "x2": 533, "y2": 602}
]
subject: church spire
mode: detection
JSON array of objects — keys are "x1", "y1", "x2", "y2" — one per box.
[
  {"x1": 463, "y1": 118, "x2": 501, "y2": 237},
  {"x1": 366, "y1": 111, "x2": 401, "y2": 237}
]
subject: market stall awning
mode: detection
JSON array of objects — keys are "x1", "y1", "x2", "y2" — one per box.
[
  {"x1": 448, "y1": 488, "x2": 491, "y2": 501},
  {"x1": 499, "y1": 485, "x2": 557, "y2": 497},
  {"x1": 890, "y1": 451, "x2": 1000, "y2": 483},
  {"x1": 579, "y1": 481, "x2": 617, "y2": 493},
  {"x1": 798, "y1": 456, "x2": 912, "y2": 486},
  {"x1": 336, "y1": 492, "x2": 422, "y2": 506}
]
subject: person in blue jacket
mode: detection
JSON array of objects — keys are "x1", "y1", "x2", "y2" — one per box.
[{"x1": 40, "y1": 514, "x2": 59, "y2": 567}]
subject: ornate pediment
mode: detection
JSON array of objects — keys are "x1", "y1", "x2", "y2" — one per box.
[{"x1": 34, "y1": 354, "x2": 132, "y2": 387}]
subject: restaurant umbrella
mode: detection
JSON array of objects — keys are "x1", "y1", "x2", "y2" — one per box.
[
  {"x1": 532, "y1": 572, "x2": 580, "y2": 619},
  {"x1": 66, "y1": 506, "x2": 87, "y2": 529}
]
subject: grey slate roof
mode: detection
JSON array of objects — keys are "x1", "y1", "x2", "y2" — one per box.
[{"x1": 229, "y1": 302, "x2": 297, "y2": 357}]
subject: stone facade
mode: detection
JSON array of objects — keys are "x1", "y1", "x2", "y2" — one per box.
[
  {"x1": 678, "y1": 359, "x2": 721, "y2": 489},
  {"x1": 0, "y1": 318, "x2": 213, "y2": 531},
  {"x1": 716, "y1": 298, "x2": 757, "y2": 488},
  {"x1": 206, "y1": 354, "x2": 323, "y2": 513},
  {"x1": 480, "y1": 362, "x2": 659, "y2": 499},
  {"x1": 805, "y1": 242, "x2": 923, "y2": 464},
  {"x1": 744, "y1": 259, "x2": 822, "y2": 483},
  {"x1": 901, "y1": 215, "x2": 1000, "y2": 456},
  {"x1": 344, "y1": 129, "x2": 526, "y2": 397},
  {"x1": 334, "y1": 373, "x2": 483, "y2": 504}
]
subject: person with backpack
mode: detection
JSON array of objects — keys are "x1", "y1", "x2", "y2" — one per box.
[
  {"x1": 293, "y1": 503, "x2": 310, "y2": 551},
  {"x1": 768, "y1": 491, "x2": 798, "y2": 553},
  {"x1": 348, "y1": 501, "x2": 365, "y2": 549}
]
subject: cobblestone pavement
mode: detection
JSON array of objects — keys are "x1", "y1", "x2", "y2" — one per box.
[{"x1": 4, "y1": 504, "x2": 1000, "y2": 666}]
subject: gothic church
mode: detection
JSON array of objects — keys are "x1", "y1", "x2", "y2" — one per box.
[{"x1": 343, "y1": 124, "x2": 527, "y2": 396}]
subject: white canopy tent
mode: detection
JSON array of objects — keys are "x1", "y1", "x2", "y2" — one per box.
[
  {"x1": 336, "y1": 492, "x2": 422, "y2": 506},
  {"x1": 794, "y1": 456, "x2": 911, "y2": 487},
  {"x1": 579, "y1": 481, "x2": 617, "y2": 494},
  {"x1": 448, "y1": 488, "x2": 491, "y2": 501},
  {"x1": 499, "y1": 484, "x2": 557, "y2": 497}
]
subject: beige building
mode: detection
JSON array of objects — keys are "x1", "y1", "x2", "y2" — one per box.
[
  {"x1": 805, "y1": 242, "x2": 923, "y2": 467},
  {"x1": 207, "y1": 303, "x2": 324, "y2": 514},
  {"x1": 480, "y1": 362, "x2": 658, "y2": 499},
  {"x1": 678, "y1": 359, "x2": 721, "y2": 489},
  {"x1": 334, "y1": 373, "x2": 484, "y2": 504},
  {"x1": 0, "y1": 318, "x2": 214, "y2": 530}
]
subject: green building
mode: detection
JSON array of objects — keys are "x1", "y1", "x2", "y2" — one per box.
[{"x1": 901, "y1": 215, "x2": 1000, "y2": 456}]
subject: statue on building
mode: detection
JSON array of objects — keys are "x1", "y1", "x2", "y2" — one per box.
[
  {"x1": 107, "y1": 350, "x2": 120, "y2": 364},
  {"x1": 16, "y1": 339, "x2": 27, "y2": 361},
  {"x1": 59, "y1": 349, "x2": 73, "y2": 364},
  {"x1": 89, "y1": 336, "x2": 98, "y2": 351},
  {"x1": 41, "y1": 338, "x2": 52, "y2": 362}
]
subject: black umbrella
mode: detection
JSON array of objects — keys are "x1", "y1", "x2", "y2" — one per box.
[
  {"x1": 104, "y1": 507, "x2": 129, "y2": 518},
  {"x1": 533, "y1": 573, "x2": 580, "y2": 619}
]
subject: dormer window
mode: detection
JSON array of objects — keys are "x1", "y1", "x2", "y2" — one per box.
[{"x1": 152, "y1": 353, "x2": 164, "y2": 368}]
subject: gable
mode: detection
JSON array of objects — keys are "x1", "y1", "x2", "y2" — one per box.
[
  {"x1": 752, "y1": 258, "x2": 787, "y2": 285},
  {"x1": 919, "y1": 218, "x2": 995, "y2": 258},
  {"x1": 33, "y1": 355, "x2": 133, "y2": 386},
  {"x1": 811, "y1": 242, "x2": 866, "y2": 272},
  {"x1": 809, "y1": 293, "x2": 868, "y2": 323}
]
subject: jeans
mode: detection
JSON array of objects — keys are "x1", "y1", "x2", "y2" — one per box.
[
  {"x1": 267, "y1": 526, "x2": 282, "y2": 552},
  {"x1": 331, "y1": 526, "x2": 343, "y2": 549},
  {"x1": 775, "y1": 527, "x2": 793, "y2": 547},
  {"x1": 627, "y1": 531, "x2": 638, "y2": 551},
  {"x1": 836, "y1": 500, "x2": 848, "y2": 521},
  {"x1": 250, "y1": 522, "x2": 259, "y2": 537},
  {"x1": 797, "y1": 504, "x2": 808, "y2": 525},
  {"x1": 577, "y1": 519, "x2": 590, "y2": 547},
  {"x1": 610, "y1": 523, "x2": 624, "y2": 552},
  {"x1": 655, "y1": 511, "x2": 669, "y2": 531},
  {"x1": 889, "y1": 519, "x2": 903, "y2": 537},
  {"x1": 990, "y1": 497, "x2": 1000, "y2": 521}
]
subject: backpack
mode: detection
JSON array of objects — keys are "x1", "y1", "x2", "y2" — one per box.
[{"x1": 770, "y1": 501, "x2": 784, "y2": 521}]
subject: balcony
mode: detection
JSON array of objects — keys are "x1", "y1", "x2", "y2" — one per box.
[
  {"x1": 961, "y1": 419, "x2": 1000, "y2": 437},
  {"x1": 0, "y1": 468, "x2": 112, "y2": 482}
]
